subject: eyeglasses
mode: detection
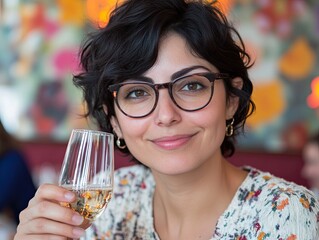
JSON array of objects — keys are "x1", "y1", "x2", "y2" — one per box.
[{"x1": 108, "y1": 72, "x2": 230, "y2": 118}]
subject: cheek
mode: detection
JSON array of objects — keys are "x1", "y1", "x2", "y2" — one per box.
[
  {"x1": 203, "y1": 92, "x2": 228, "y2": 128},
  {"x1": 113, "y1": 106, "x2": 145, "y2": 137},
  {"x1": 199, "y1": 109, "x2": 225, "y2": 128},
  {"x1": 193, "y1": 101, "x2": 228, "y2": 144},
  {"x1": 116, "y1": 113, "x2": 149, "y2": 143},
  {"x1": 117, "y1": 118, "x2": 152, "y2": 162}
]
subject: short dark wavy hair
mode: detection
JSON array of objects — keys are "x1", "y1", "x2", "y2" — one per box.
[{"x1": 73, "y1": 0, "x2": 255, "y2": 160}]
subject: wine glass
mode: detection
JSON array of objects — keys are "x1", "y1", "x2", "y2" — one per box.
[{"x1": 58, "y1": 129, "x2": 114, "y2": 222}]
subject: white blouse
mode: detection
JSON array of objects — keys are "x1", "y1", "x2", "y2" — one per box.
[{"x1": 83, "y1": 164, "x2": 319, "y2": 240}]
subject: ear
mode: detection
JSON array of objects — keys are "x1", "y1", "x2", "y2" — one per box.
[
  {"x1": 226, "y1": 77, "x2": 243, "y2": 119},
  {"x1": 110, "y1": 116, "x2": 123, "y2": 138},
  {"x1": 103, "y1": 104, "x2": 123, "y2": 138},
  {"x1": 102, "y1": 105, "x2": 108, "y2": 115}
]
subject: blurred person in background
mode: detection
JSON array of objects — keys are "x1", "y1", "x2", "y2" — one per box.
[
  {"x1": 302, "y1": 131, "x2": 319, "y2": 198},
  {"x1": 0, "y1": 120, "x2": 36, "y2": 239}
]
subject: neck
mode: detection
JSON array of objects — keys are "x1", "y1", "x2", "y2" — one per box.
[{"x1": 152, "y1": 156, "x2": 246, "y2": 240}]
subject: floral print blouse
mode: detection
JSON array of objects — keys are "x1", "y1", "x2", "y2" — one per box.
[{"x1": 83, "y1": 165, "x2": 319, "y2": 240}]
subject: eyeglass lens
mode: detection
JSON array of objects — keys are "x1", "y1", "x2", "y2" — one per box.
[{"x1": 114, "y1": 74, "x2": 215, "y2": 118}]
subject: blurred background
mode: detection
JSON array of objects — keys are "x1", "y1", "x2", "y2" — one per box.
[
  {"x1": 1, "y1": 0, "x2": 319, "y2": 182},
  {"x1": 1, "y1": 0, "x2": 319, "y2": 178},
  {"x1": 0, "y1": 0, "x2": 319, "y2": 237},
  {"x1": 1, "y1": 0, "x2": 319, "y2": 148}
]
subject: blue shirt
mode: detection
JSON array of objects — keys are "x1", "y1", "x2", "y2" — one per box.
[{"x1": 0, "y1": 150, "x2": 36, "y2": 224}]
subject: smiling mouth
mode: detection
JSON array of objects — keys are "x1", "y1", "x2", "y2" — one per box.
[{"x1": 151, "y1": 134, "x2": 196, "y2": 150}]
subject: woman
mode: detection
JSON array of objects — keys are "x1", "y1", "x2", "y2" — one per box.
[
  {"x1": 0, "y1": 120, "x2": 36, "y2": 239},
  {"x1": 15, "y1": 0, "x2": 319, "y2": 239}
]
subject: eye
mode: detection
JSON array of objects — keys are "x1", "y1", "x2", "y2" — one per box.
[
  {"x1": 120, "y1": 84, "x2": 153, "y2": 100},
  {"x1": 181, "y1": 81, "x2": 204, "y2": 91},
  {"x1": 175, "y1": 75, "x2": 210, "y2": 93},
  {"x1": 127, "y1": 89, "x2": 149, "y2": 99}
]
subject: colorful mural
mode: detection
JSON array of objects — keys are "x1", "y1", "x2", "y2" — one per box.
[
  {"x1": 0, "y1": 0, "x2": 318, "y2": 152},
  {"x1": 231, "y1": 0, "x2": 319, "y2": 152},
  {"x1": 0, "y1": 0, "x2": 90, "y2": 140}
]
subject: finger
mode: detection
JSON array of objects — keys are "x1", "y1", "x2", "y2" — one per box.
[
  {"x1": 28, "y1": 184, "x2": 75, "y2": 207},
  {"x1": 19, "y1": 200, "x2": 84, "y2": 226},
  {"x1": 14, "y1": 233, "x2": 67, "y2": 240},
  {"x1": 16, "y1": 218, "x2": 84, "y2": 239}
]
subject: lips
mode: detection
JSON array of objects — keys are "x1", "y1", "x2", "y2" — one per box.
[{"x1": 151, "y1": 134, "x2": 195, "y2": 150}]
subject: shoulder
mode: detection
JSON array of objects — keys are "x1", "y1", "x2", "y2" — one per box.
[
  {"x1": 244, "y1": 167, "x2": 317, "y2": 202},
  {"x1": 114, "y1": 164, "x2": 151, "y2": 180},
  {"x1": 1, "y1": 149, "x2": 24, "y2": 162},
  {"x1": 113, "y1": 164, "x2": 154, "y2": 193},
  {"x1": 88, "y1": 165, "x2": 155, "y2": 239},
  {"x1": 0, "y1": 150, "x2": 28, "y2": 171},
  {"x1": 241, "y1": 167, "x2": 319, "y2": 239},
  {"x1": 242, "y1": 167, "x2": 319, "y2": 214},
  {"x1": 111, "y1": 164, "x2": 155, "y2": 207}
]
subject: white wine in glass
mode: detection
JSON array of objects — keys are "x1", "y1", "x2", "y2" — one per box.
[{"x1": 59, "y1": 129, "x2": 114, "y2": 222}]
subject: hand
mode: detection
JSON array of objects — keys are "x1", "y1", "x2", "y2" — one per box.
[{"x1": 14, "y1": 184, "x2": 89, "y2": 240}]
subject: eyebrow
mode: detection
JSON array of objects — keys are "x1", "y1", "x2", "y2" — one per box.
[
  {"x1": 171, "y1": 65, "x2": 211, "y2": 80},
  {"x1": 130, "y1": 65, "x2": 211, "y2": 83}
]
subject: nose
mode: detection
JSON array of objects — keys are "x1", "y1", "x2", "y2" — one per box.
[{"x1": 154, "y1": 89, "x2": 181, "y2": 126}]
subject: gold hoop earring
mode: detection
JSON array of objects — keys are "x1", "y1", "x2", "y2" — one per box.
[
  {"x1": 116, "y1": 138, "x2": 126, "y2": 149},
  {"x1": 225, "y1": 118, "x2": 234, "y2": 137}
]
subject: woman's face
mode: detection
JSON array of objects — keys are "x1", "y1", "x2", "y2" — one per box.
[
  {"x1": 111, "y1": 33, "x2": 240, "y2": 175},
  {"x1": 302, "y1": 142, "x2": 319, "y2": 190}
]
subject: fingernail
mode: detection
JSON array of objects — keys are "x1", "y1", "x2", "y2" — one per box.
[
  {"x1": 65, "y1": 192, "x2": 75, "y2": 201},
  {"x1": 73, "y1": 227, "x2": 85, "y2": 237},
  {"x1": 72, "y1": 213, "x2": 84, "y2": 224}
]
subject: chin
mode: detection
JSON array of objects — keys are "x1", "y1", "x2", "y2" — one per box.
[{"x1": 152, "y1": 158, "x2": 206, "y2": 176}]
